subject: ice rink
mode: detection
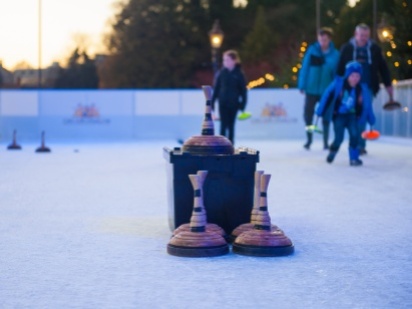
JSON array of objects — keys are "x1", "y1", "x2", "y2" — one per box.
[{"x1": 1, "y1": 137, "x2": 411, "y2": 308}]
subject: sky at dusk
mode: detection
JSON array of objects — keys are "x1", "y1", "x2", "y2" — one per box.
[
  {"x1": 0, "y1": 0, "x2": 119, "y2": 70},
  {"x1": 0, "y1": 0, "x2": 358, "y2": 70}
]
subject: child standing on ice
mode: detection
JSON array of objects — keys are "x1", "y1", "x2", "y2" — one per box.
[{"x1": 316, "y1": 61, "x2": 375, "y2": 166}]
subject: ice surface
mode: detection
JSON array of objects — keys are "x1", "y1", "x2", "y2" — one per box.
[{"x1": 1, "y1": 138, "x2": 411, "y2": 308}]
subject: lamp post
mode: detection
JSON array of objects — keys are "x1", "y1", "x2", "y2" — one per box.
[
  {"x1": 373, "y1": 0, "x2": 381, "y2": 42},
  {"x1": 208, "y1": 20, "x2": 224, "y2": 78},
  {"x1": 38, "y1": 0, "x2": 42, "y2": 88},
  {"x1": 377, "y1": 16, "x2": 395, "y2": 43}
]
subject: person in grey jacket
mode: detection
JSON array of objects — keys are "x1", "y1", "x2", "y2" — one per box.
[
  {"x1": 298, "y1": 27, "x2": 340, "y2": 150},
  {"x1": 337, "y1": 23, "x2": 393, "y2": 155}
]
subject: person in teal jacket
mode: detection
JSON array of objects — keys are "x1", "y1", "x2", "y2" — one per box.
[
  {"x1": 298, "y1": 27, "x2": 340, "y2": 150},
  {"x1": 316, "y1": 61, "x2": 375, "y2": 166}
]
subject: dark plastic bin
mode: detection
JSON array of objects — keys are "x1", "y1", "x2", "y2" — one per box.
[{"x1": 163, "y1": 147, "x2": 260, "y2": 234}]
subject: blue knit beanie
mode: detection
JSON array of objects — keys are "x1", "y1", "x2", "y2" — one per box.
[{"x1": 345, "y1": 61, "x2": 363, "y2": 78}]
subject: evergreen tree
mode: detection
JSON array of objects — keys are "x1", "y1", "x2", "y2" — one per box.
[
  {"x1": 54, "y1": 48, "x2": 99, "y2": 89},
  {"x1": 106, "y1": 0, "x2": 210, "y2": 88},
  {"x1": 241, "y1": 6, "x2": 278, "y2": 64},
  {"x1": 383, "y1": 0, "x2": 412, "y2": 80}
]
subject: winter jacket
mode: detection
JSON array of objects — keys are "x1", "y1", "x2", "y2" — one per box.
[
  {"x1": 211, "y1": 65, "x2": 247, "y2": 111},
  {"x1": 298, "y1": 41, "x2": 340, "y2": 96},
  {"x1": 316, "y1": 76, "x2": 375, "y2": 126},
  {"x1": 337, "y1": 38, "x2": 391, "y2": 96}
]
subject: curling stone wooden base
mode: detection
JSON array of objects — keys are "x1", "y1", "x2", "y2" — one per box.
[
  {"x1": 167, "y1": 231, "x2": 229, "y2": 257},
  {"x1": 35, "y1": 146, "x2": 51, "y2": 153},
  {"x1": 230, "y1": 223, "x2": 283, "y2": 242},
  {"x1": 167, "y1": 243, "x2": 229, "y2": 257},
  {"x1": 7, "y1": 144, "x2": 22, "y2": 150},
  {"x1": 173, "y1": 223, "x2": 227, "y2": 239},
  {"x1": 232, "y1": 243, "x2": 294, "y2": 257},
  {"x1": 182, "y1": 135, "x2": 234, "y2": 155},
  {"x1": 232, "y1": 229, "x2": 294, "y2": 257}
]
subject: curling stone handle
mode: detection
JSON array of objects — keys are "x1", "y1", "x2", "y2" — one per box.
[{"x1": 202, "y1": 85, "x2": 213, "y2": 101}]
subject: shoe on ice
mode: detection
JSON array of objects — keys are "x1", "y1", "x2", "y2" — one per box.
[
  {"x1": 350, "y1": 159, "x2": 363, "y2": 166},
  {"x1": 326, "y1": 151, "x2": 337, "y2": 163}
]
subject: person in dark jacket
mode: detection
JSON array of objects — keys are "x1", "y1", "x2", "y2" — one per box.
[
  {"x1": 211, "y1": 50, "x2": 247, "y2": 145},
  {"x1": 316, "y1": 61, "x2": 375, "y2": 166},
  {"x1": 337, "y1": 23, "x2": 393, "y2": 155},
  {"x1": 298, "y1": 27, "x2": 340, "y2": 150}
]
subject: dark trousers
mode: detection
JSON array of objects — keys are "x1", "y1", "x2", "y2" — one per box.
[
  {"x1": 357, "y1": 87, "x2": 373, "y2": 151},
  {"x1": 330, "y1": 113, "x2": 359, "y2": 152},
  {"x1": 304, "y1": 94, "x2": 330, "y2": 147},
  {"x1": 357, "y1": 121, "x2": 366, "y2": 151},
  {"x1": 219, "y1": 104, "x2": 238, "y2": 144}
]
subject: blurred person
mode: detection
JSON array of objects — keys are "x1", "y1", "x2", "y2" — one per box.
[
  {"x1": 316, "y1": 61, "x2": 375, "y2": 166},
  {"x1": 298, "y1": 27, "x2": 340, "y2": 150},
  {"x1": 337, "y1": 23, "x2": 393, "y2": 155},
  {"x1": 211, "y1": 50, "x2": 247, "y2": 145}
]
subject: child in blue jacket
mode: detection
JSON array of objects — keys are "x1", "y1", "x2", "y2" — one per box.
[{"x1": 316, "y1": 61, "x2": 375, "y2": 166}]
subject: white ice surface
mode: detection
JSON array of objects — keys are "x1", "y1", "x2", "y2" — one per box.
[{"x1": 1, "y1": 137, "x2": 412, "y2": 309}]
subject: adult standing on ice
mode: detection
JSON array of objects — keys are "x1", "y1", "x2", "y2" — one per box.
[
  {"x1": 337, "y1": 23, "x2": 393, "y2": 155},
  {"x1": 298, "y1": 27, "x2": 340, "y2": 150}
]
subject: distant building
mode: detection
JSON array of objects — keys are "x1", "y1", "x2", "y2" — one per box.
[
  {"x1": 0, "y1": 60, "x2": 14, "y2": 88},
  {"x1": 13, "y1": 62, "x2": 61, "y2": 88}
]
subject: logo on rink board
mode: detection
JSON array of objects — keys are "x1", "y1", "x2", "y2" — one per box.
[
  {"x1": 64, "y1": 103, "x2": 110, "y2": 124},
  {"x1": 252, "y1": 102, "x2": 298, "y2": 123}
]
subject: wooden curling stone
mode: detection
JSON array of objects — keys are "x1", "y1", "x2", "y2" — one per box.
[
  {"x1": 230, "y1": 170, "x2": 282, "y2": 242},
  {"x1": 35, "y1": 131, "x2": 51, "y2": 153},
  {"x1": 181, "y1": 86, "x2": 234, "y2": 155},
  {"x1": 167, "y1": 171, "x2": 228, "y2": 257},
  {"x1": 172, "y1": 170, "x2": 227, "y2": 240},
  {"x1": 7, "y1": 130, "x2": 22, "y2": 150},
  {"x1": 232, "y1": 174, "x2": 294, "y2": 257}
]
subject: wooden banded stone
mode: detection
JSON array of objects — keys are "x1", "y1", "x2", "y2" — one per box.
[
  {"x1": 230, "y1": 171, "x2": 283, "y2": 242},
  {"x1": 232, "y1": 173, "x2": 294, "y2": 257},
  {"x1": 7, "y1": 130, "x2": 22, "y2": 150},
  {"x1": 181, "y1": 86, "x2": 234, "y2": 155},
  {"x1": 167, "y1": 170, "x2": 228, "y2": 257},
  {"x1": 35, "y1": 131, "x2": 51, "y2": 153}
]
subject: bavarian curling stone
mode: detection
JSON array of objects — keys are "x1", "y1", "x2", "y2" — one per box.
[
  {"x1": 232, "y1": 174, "x2": 294, "y2": 257},
  {"x1": 230, "y1": 170, "x2": 282, "y2": 242},
  {"x1": 35, "y1": 131, "x2": 51, "y2": 153},
  {"x1": 7, "y1": 130, "x2": 22, "y2": 150},
  {"x1": 167, "y1": 171, "x2": 229, "y2": 257},
  {"x1": 172, "y1": 170, "x2": 226, "y2": 239},
  {"x1": 182, "y1": 85, "x2": 234, "y2": 155}
]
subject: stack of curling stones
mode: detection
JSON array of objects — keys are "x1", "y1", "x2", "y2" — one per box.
[
  {"x1": 232, "y1": 172, "x2": 294, "y2": 257},
  {"x1": 167, "y1": 170, "x2": 229, "y2": 257}
]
